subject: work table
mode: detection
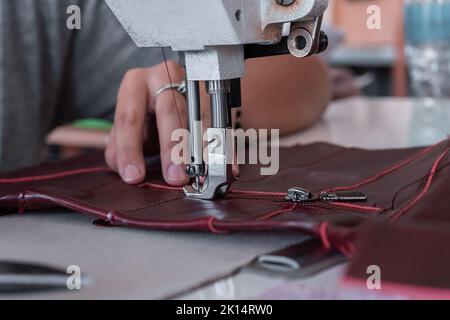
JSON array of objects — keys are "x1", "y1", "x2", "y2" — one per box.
[{"x1": 1, "y1": 97, "x2": 449, "y2": 299}]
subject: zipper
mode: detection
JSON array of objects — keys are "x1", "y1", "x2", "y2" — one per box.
[
  {"x1": 227, "y1": 187, "x2": 367, "y2": 203},
  {"x1": 226, "y1": 187, "x2": 377, "y2": 213},
  {"x1": 286, "y1": 187, "x2": 367, "y2": 203},
  {"x1": 142, "y1": 183, "x2": 378, "y2": 213}
]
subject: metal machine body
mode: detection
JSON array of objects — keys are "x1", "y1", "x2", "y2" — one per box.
[{"x1": 106, "y1": 0, "x2": 329, "y2": 200}]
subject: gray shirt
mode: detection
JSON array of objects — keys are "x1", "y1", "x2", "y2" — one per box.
[{"x1": 0, "y1": 0, "x2": 174, "y2": 171}]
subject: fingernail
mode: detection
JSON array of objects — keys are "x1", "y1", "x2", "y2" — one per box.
[
  {"x1": 167, "y1": 164, "x2": 186, "y2": 183},
  {"x1": 123, "y1": 164, "x2": 141, "y2": 183}
]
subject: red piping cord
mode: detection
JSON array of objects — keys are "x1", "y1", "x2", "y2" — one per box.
[
  {"x1": 320, "y1": 222, "x2": 358, "y2": 256},
  {"x1": 328, "y1": 202, "x2": 383, "y2": 212},
  {"x1": 257, "y1": 203, "x2": 298, "y2": 220},
  {"x1": 319, "y1": 222, "x2": 331, "y2": 249},
  {"x1": 139, "y1": 182, "x2": 183, "y2": 192},
  {"x1": 390, "y1": 147, "x2": 449, "y2": 223},
  {"x1": 206, "y1": 216, "x2": 228, "y2": 234},
  {"x1": 0, "y1": 167, "x2": 112, "y2": 184}
]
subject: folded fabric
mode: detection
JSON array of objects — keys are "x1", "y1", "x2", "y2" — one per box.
[{"x1": 0, "y1": 140, "x2": 449, "y2": 297}]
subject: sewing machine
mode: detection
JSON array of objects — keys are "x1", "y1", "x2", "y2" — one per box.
[{"x1": 105, "y1": 0, "x2": 329, "y2": 200}]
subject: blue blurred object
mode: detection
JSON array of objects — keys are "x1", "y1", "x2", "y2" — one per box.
[
  {"x1": 404, "y1": 0, "x2": 450, "y2": 99},
  {"x1": 405, "y1": 0, "x2": 450, "y2": 45}
]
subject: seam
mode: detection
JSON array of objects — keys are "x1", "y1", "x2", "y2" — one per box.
[
  {"x1": 0, "y1": 167, "x2": 112, "y2": 184},
  {"x1": 257, "y1": 203, "x2": 298, "y2": 220},
  {"x1": 82, "y1": 180, "x2": 122, "y2": 192},
  {"x1": 5, "y1": 142, "x2": 447, "y2": 222},
  {"x1": 389, "y1": 162, "x2": 450, "y2": 210},
  {"x1": 122, "y1": 197, "x2": 185, "y2": 213},
  {"x1": 390, "y1": 147, "x2": 449, "y2": 223},
  {"x1": 226, "y1": 198, "x2": 287, "y2": 205},
  {"x1": 322, "y1": 140, "x2": 447, "y2": 193},
  {"x1": 17, "y1": 188, "x2": 110, "y2": 217},
  {"x1": 234, "y1": 148, "x2": 347, "y2": 186},
  {"x1": 139, "y1": 183, "x2": 380, "y2": 214},
  {"x1": 328, "y1": 202, "x2": 384, "y2": 213},
  {"x1": 139, "y1": 182, "x2": 183, "y2": 192}
]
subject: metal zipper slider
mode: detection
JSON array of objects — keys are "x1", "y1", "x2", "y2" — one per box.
[
  {"x1": 286, "y1": 187, "x2": 315, "y2": 202},
  {"x1": 319, "y1": 191, "x2": 368, "y2": 202},
  {"x1": 287, "y1": 188, "x2": 367, "y2": 203}
]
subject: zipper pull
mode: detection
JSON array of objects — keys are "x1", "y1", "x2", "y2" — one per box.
[
  {"x1": 319, "y1": 191, "x2": 368, "y2": 202},
  {"x1": 287, "y1": 188, "x2": 367, "y2": 203}
]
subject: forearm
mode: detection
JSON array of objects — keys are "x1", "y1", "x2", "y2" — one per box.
[{"x1": 239, "y1": 55, "x2": 331, "y2": 135}]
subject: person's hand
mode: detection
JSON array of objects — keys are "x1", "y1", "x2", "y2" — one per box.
[{"x1": 105, "y1": 61, "x2": 190, "y2": 186}]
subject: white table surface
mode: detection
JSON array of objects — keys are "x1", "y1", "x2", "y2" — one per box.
[{"x1": 1, "y1": 97, "x2": 449, "y2": 300}]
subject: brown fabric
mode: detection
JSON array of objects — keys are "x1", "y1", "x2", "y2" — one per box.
[
  {"x1": 345, "y1": 221, "x2": 450, "y2": 299},
  {"x1": 0, "y1": 141, "x2": 449, "y2": 295}
]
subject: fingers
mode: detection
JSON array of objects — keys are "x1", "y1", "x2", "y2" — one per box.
[
  {"x1": 154, "y1": 89, "x2": 190, "y2": 186},
  {"x1": 145, "y1": 61, "x2": 191, "y2": 186},
  {"x1": 105, "y1": 127, "x2": 118, "y2": 171},
  {"x1": 106, "y1": 69, "x2": 148, "y2": 184},
  {"x1": 106, "y1": 62, "x2": 236, "y2": 188}
]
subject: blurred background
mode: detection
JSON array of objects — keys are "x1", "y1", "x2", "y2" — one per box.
[
  {"x1": 324, "y1": 0, "x2": 406, "y2": 97},
  {"x1": 326, "y1": 0, "x2": 450, "y2": 98}
]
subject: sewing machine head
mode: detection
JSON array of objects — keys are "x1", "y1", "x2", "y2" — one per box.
[{"x1": 106, "y1": 0, "x2": 329, "y2": 200}]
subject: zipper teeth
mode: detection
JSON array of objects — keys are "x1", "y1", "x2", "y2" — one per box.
[
  {"x1": 142, "y1": 184, "x2": 374, "y2": 213},
  {"x1": 226, "y1": 191, "x2": 286, "y2": 202},
  {"x1": 226, "y1": 190, "x2": 373, "y2": 213}
]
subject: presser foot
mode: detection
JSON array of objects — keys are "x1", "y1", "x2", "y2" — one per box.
[
  {"x1": 184, "y1": 128, "x2": 235, "y2": 200},
  {"x1": 183, "y1": 178, "x2": 231, "y2": 201}
]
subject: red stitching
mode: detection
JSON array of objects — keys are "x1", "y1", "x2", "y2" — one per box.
[
  {"x1": 123, "y1": 197, "x2": 184, "y2": 213},
  {"x1": 319, "y1": 222, "x2": 331, "y2": 249},
  {"x1": 0, "y1": 167, "x2": 112, "y2": 184},
  {"x1": 139, "y1": 182, "x2": 183, "y2": 192},
  {"x1": 328, "y1": 202, "x2": 383, "y2": 213},
  {"x1": 390, "y1": 147, "x2": 449, "y2": 223},
  {"x1": 257, "y1": 203, "x2": 298, "y2": 220},
  {"x1": 323, "y1": 141, "x2": 446, "y2": 193},
  {"x1": 390, "y1": 163, "x2": 450, "y2": 209},
  {"x1": 83, "y1": 180, "x2": 122, "y2": 192}
]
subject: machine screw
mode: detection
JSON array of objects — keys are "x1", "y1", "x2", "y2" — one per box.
[
  {"x1": 186, "y1": 165, "x2": 197, "y2": 177},
  {"x1": 186, "y1": 164, "x2": 205, "y2": 178},
  {"x1": 276, "y1": 0, "x2": 296, "y2": 6},
  {"x1": 208, "y1": 135, "x2": 221, "y2": 149}
]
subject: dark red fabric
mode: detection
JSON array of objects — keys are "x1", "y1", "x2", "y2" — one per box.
[
  {"x1": 1, "y1": 140, "x2": 449, "y2": 296},
  {"x1": 344, "y1": 221, "x2": 450, "y2": 299}
]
